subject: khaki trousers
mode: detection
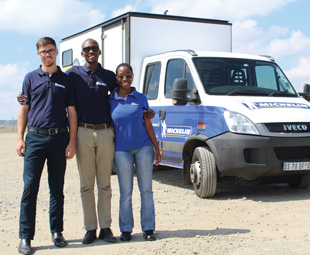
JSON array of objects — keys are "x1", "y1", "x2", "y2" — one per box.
[{"x1": 76, "y1": 126, "x2": 115, "y2": 230}]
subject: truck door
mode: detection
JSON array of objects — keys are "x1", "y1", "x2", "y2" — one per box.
[
  {"x1": 144, "y1": 59, "x2": 198, "y2": 168},
  {"x1": 143, "y1": 62, "x2": 162, "y2": 141},
  {"x1": 102, "y1": 23, "x2": 125, "y2": 71}
]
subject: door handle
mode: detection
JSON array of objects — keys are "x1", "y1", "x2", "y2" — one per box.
[{"x1": 159, "y1": 110, "x2": 166, "y2": 120}]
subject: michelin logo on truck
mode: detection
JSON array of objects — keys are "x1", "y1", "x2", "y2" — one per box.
[
  {"x1": 255, "y1": 102, "x2": 310, "y2": 108},
  {"x1": 161, "y1": 121, "x2": 192, "y2": 138},
  {"x1": 243, "y1": 102, "x2": 310, "y2": 110}
]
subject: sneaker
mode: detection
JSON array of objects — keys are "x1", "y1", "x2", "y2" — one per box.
[{"x1": 143, "y1": 230, "x2": 156, "y2": 241}]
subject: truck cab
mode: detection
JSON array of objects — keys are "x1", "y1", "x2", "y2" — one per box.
[{"x1": 140, "y1": 50, "x2": 310, "y2": 198}]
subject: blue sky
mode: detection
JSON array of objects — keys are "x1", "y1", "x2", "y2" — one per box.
[{"x1": 1, "y1": 0, "x2": 310, "y2": 120}]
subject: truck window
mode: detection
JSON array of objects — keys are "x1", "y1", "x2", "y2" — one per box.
[
  {"x1": 193, "y1": 58, "x2": 297, "y2": 97},
  {"x1": 255, "y1": 65, "x2": 277, "y2": 90},
  {"x1": 143, "y1": 62, "x2": 161, "y2": 100},
  {"x1": 165, "y1": 59, "x2": 195, "y2": 98},
  {"x1": 62, "y1": 49, "x2": 73, "y2": 68}
]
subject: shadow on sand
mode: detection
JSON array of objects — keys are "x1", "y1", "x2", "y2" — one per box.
[
  {"x1": 31, "y1": 227, "x2": 250, "y2": 253},
  {"x1": 152, "y1": 166, "x2": 310, "y2": 202}
]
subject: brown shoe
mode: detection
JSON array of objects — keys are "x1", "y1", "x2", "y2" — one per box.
[{"x1": 99, "y1": 228, "x2": 117, "y2": 242}]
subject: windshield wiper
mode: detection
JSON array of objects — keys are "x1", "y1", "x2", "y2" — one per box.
[
  {"x1": 268, "y1": 91, "x2": 296, "y2": 97},
  {"x1": 227, "y1": 89, "x2": 269, "y2": 96}
]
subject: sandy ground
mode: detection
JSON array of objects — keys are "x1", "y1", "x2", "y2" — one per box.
[{"x1": 1, "y1": 132, "x2": 310, "y2": 255}]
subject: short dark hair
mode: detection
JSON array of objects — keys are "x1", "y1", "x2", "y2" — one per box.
[
  {"x1": 36, "y1": 37, "x2": 57, "y2": 50},
  {"x1": 81, "y1": 38, "x2": 99, "y2": 50},
  {"x1": 116, "y1": 63, "x2": 133, "y2": 74}
]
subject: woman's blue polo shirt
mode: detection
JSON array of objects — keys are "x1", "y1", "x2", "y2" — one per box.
[{"x1": 109, "y1": 87, "x2": 152, "y2": 151}]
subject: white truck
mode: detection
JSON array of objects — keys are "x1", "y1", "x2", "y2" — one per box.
[{"x1": 60, "y1": 12, "x2": 310, "y2": 198}]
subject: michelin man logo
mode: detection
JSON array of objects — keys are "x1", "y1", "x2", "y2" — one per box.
[{"x1": 161, "y1": 120, "x2": 167, "y2": 138}]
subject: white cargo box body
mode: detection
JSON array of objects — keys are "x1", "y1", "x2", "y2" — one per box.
[{"x1": 59, "y1": 12, "x2": 232, "y2": 87}]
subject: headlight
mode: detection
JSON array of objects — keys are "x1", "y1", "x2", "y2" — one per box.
[{"x1": 223, "y1": 111, "x2": 260, "y2": 135}]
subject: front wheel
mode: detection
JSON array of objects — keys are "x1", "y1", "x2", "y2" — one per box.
[
  {"x1": 288, "y1": 174, "x2": 310, "y2": 189},
  {"x1": 190, "y1": 147, "x2": 217, "y2": 198}
]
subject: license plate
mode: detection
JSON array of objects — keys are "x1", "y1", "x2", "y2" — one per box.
[{"x1": 283, "y1": 162, "x2": 310, "y2": 171}]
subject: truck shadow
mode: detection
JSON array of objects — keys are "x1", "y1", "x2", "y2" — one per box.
[
  {"x1": 215, "y1": 177, "x2": 310, "y2": 202},
  {"x1": 154, "y1": 227, "x2": 250, "y2": 240},
  {"x1": 152, "y1": 167, "x2": 310, "y2": 202}
]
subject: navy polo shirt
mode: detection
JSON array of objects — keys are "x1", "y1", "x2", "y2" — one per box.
[
  {"x1": 22, "y1": 66, "x2": 76, "y2": 128},
  {"x1": 66, "y1": 64, "x2": 117, "y2": 124},
  {"x1": 109, "y1": 87, "x2": 152, "y2": 151}
]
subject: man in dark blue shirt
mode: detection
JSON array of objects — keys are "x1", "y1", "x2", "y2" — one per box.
[
  {"x1": 66, "y1": 39, "x2": 118, "y2": 244},
  {"x1": 16, "y1": 37, "x2": 77, "y2": 254}
]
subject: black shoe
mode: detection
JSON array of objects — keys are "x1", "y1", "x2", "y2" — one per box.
[
  {"x1": 52, "y1": 232, "x2": 67, "y2": 247},
  {"x1": 143, "y1": 230, "x2": 156, "y2": 241},
  {"x1": 82, "y1": 230, "x2": 96, "y2": 244},
  {"x1": 120, "y1": 232, "x2": 131, "y2": 241},
  {"x1": 18, "y1": 239, "x2": 31, "y2": 254},
  {"x1": 99, "y1": 228, "x2": 117, "y2": 243}
]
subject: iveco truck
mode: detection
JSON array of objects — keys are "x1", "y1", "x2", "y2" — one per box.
[{"x1": 60, "y1": 12, "x2": 310, "y2": 198}]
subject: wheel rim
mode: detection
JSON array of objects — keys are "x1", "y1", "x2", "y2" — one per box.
[{"x1": 190, "y1": 161, "x2": 201, "y2": 185}]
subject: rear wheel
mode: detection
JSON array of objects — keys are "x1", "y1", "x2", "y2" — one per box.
[
  {"x1": 190, "y1": 147, "x2": 217, "y2": 198},
  {"x1": 288, "y1": 174, "x2": 310, "y2": 189}
]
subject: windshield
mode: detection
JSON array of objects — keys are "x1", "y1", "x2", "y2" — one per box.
[{"x1": 193, "y1": 57, "x2": 297, "y2": 97}]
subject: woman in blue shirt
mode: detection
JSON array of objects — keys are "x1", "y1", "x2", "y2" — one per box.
[{"x1": 109, "y1": 63, "x2": 161, "y2": 242}]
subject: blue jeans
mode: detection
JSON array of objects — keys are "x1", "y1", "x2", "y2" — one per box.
[{"x1": 114, "y1": 144, "x2": 155, "y2": 232}]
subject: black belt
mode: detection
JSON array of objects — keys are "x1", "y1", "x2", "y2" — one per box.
[{"x1": 28, "y1": 127, "x2": 68, "y2": 135}]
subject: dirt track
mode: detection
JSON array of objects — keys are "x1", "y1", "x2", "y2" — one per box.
[{"x1": 1, "y1": 133, "x2": 310, "y2": 255}]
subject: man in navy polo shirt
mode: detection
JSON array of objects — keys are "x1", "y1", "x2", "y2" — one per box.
[
  {"x1": 16, "y1": 37, "x2": 77, "y2": 254},
  {"x1": 66, "y1": 39, "x2": 118, "y2": 244}
]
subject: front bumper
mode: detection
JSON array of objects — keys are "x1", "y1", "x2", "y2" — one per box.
[{"x1": 206, "y1": 132, "x2": 310, "y2": 180}]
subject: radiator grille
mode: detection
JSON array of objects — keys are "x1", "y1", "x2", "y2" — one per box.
[
  {"x1": 274, "y1": 146, "x2": 310, "y2": 160},
  {"x1": 265, "y1": 123, "x2": 310, "y2": 133}
]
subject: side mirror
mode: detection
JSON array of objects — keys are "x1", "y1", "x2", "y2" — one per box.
[
  {"x1": 304, "y1": 83, "x2": 310, "y2": 93},
  {"x1": 299, "y1": 83, "x2": 310, "y2": 102},
  {"x1": 172, "y1": 78, "x2": 189, "y2": 105}
]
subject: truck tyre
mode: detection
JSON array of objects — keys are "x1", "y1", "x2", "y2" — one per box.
[
  {"x1": 190, "y1": 147, "x2": 217, "y2": 198},
  {"x1": 288, "y1": 173, "x2": 310, "y2": 189}
]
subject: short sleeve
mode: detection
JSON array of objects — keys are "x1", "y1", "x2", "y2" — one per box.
[{"x1": 22, "y1": 73, "x2": 31, "y2": 105}]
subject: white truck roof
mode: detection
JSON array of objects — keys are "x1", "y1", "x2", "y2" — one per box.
[{"x1": 144, "y1": 50, "x2": 274, "y2": 62}]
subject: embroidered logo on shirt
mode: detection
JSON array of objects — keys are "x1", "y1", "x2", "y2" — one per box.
[
  {"x1": 131, "y1": 102, "x2": 139, "y2": 106},
  {"x1": 96, "y1": 81, "x2": 107, "y2": 86},
  {"x1": 55, "y1": 83, "x2": 65, "y2": 89}
]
